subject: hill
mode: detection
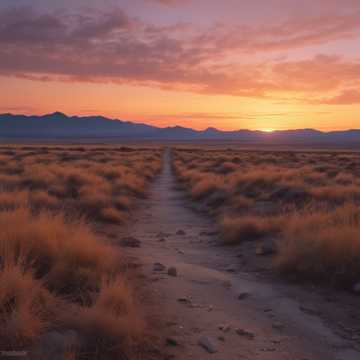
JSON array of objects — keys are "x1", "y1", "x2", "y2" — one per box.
[{"x1": 1, "y1": 112, "x2": 360, "y2": 145}]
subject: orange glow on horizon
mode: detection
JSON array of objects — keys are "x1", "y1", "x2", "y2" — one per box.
[
  {"x1": 1, "y1": 1, "x2": 360, "y2": 132},
  {"x1": 1, "y1": 77, "x2": 360, "y2": 132}
]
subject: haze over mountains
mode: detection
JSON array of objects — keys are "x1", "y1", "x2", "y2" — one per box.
[{"x1": 1, "y1": 112, "x2": 360, "y2": 144}]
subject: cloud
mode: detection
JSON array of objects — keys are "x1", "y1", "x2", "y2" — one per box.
[
  {"x1": 318, "y1": 89, "x2": 360, "y2": 105},
  {"x1": 0, "y1": 5, "x2": 360, "y2": 101},
  {"x1": 271, "y1": 55, "x2": 360, "y2": 92},
  {"x1": 187, "y1": 8, "x2": 360, "y2": 56}
]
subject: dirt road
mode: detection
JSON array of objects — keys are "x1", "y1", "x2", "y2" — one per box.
[{"x1": 122, "y1": 149, "x2": 360, "y2": 360}]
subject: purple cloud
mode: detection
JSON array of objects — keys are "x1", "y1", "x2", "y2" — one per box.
[{"x1": 0, "y1": 5, "x2": 360, "y2": 100}]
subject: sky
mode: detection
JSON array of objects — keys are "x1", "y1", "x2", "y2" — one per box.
[{"x1": 0, "y1": 0, "x2": 360, "y2": 131}]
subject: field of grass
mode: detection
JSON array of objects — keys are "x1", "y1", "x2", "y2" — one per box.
[
  {"x1": 172, "y1": 148, "x2": 360, "y2": 288},
  {"x1": 0, "y1": 145, "x2": 162, "y2": 358}
]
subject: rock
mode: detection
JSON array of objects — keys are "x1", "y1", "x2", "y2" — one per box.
[
  {"x1": 299, "y1": 304, "x2": 321, "y2": 316},
  {"x1": 120, "y1": 236, "x2": 141, "y2": 248},
  {"x1": 222, "y1": 280, "x2": 232, "y2": 289},
  {"x1": 256, "y1": 238, "x2": 277, "y2": 256},
  {"x1": 218, "y1": 336, "x2": 225, "y2": 342},
  {"x1": 352, "y1": 282, "x2": 360, "y2": 294},
  {"x1": 199, "y1": 231, "x2": 219, "y2": 236},
  {"x1": 176, "y1": 230, "x2": 186, "y2": 236},
  {"x1": 225, "y1": 265, "x2": 237, "y2": 273},
  {"x1": 177, "y1": 297, "x2": 191, "y2": 304},
  {"x1": 238, "y1": 292, "x2": 250, "y2": 300},
  {"x1": 198, "y1": 336, "x2": 218, "y2": 353},
  {"x1": 158, "y1": 238, "x2": 166, "y2": 242},
  {"x1": 153, "y1": 262, "x2": 166, "y2": 272},
  {"x1": 218, "y1": 324, "x2": 231, "y2": 333},
  {"x1": 168, "y1": 267, "x2": 178, "y2": 277},
  {"x1": 261, "y1": 347, "x2": 276, "y2": 352},
  {"x1": 236, "y1": 328, "x2": 255, "y2": 340},
  {"x1": 272, "y1": 322, "x2": 285, "y2": 331},
  {"x1": 156, "y1": 232, "x2": 171, "y2": 238},
  {"x1": 166, "y1": 337, "x2": 178, "y2": 346}
]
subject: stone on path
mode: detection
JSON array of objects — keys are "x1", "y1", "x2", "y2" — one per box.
[
  {"x1": 166, "y1": 337, "x2": 178, "y2": 346},
  {"x1": 256, "y1": 238, "x2": 277, "y2": 256},
  {"x1": 153, "y1": 262, "x2": 166, "y2": 272},
  {"x1": 120, "y1": 236, "x2": 141, "y2": 248},
  {"x1": 218, "y1": 324, "x2": 231, "y2": 333},
  {"x1": 168, "y1": 267, "x2": 178, "y2": 277},
  {"x1": 272, "y1": 322, "x2": 285, "y2": 331},
  {"x1": 222, "y1": 280, "x2": 232, "y2": 289},
  {"x1": 156, "y1": 231, "x2": 171, "y2": 238},
  {"x1": 198, "y1": 336, "x2": 218, "y2": 353},
  {"x1": 236, "y1": 328, "x2": 255, "y2": 340},
  {"x1": 176, "y1": 229, "x2": 186, "y2": 236},
  {"x1": 238, "y1": 292, "x2": 250, "y2": 300},
  {"x1": 225, "y1": 265, "x2": 237, "y2": 273},
  {"x1": 199, "y1": 230, "x2": 219, "y2": 236},
  {"x1": 299, "y1": 304, "x2": 321, "y2": 316},
  {"x1": 177, "y1": 297, "x2": 191, "y2": 304}
]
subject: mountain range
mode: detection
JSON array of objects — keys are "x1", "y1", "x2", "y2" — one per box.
[{"x1": 1, "y1": 112, "x2": 360, "y2": 144}]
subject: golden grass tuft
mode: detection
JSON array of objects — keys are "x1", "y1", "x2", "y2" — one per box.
[
  {"x1": 0, "y1": 264, "x2": 54, "y2": 348},
  {"x1": 221, "y1": 215, "x2": 282, "y2": 244},
  {"x1": 275, "y1": 204, "x2": 360, "y2": 286},
  {"x1": 63, "y1": 278, "x2": 144, "y2": 357}
]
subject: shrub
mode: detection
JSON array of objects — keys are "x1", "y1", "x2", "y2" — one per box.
[
  {"x1": 221, "y1": 215, "x2": 282, "y2": 244},
  {"x1": 0, "y1": 208, "x2": 120, "y2": 294},
  {"x1": 0, "y1": 264, "x2": 56, "y2": 349},
  {"x1": 63, "y1": 278, "x2": 144, "y2": 357},
  {"x1": 275, "y1": 204, "x2": 360, "y2": 286}
]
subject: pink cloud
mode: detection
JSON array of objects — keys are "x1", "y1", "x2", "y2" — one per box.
[
  {"x1": 0, "y1": 5, "x2": 359, "y2": 101},
  {"x1": 318, "y1": 89, "x2": 360, "y2": 105}
]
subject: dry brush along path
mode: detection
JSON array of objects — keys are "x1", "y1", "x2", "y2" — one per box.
[{"x1": 117, "y1": 149, "x2": 360, "y2": 360}]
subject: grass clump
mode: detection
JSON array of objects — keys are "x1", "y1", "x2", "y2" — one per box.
[{"x1": 275, "y1": 204, "x2": 360, "y2": 287}]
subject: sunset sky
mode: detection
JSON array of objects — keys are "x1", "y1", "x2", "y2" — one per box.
[{"x1": 1, "y1": 0, "x2": 360, "y2": 131}]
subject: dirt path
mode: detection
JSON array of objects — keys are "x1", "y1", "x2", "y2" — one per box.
[{"x1": 122, "y1": 149, "x2": 360, "y2": 360}]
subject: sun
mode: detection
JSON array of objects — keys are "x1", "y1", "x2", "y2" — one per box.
[{"x1": 261, "y1": 128, "x2": 275, "y2": 133}]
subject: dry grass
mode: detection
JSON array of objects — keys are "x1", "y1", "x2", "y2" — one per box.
[
  {"x1": 173, "y1": 147, "x2": 360, "y2": 288},
  {"x1": 0, "y1": 145, "x2": 163, "y2": 358},
  {"x1": 221, "y1": 215, "x2": 283, "y2": 244},
  {"x1": 0, "y1": 145, "x2": 163, "y2": 222},
  {"x1": 276, "y1": 203, "x2": 360, "y2": 286},
  {"x1": 64, "y1": 279, "x2": 144, "y2": 357}
]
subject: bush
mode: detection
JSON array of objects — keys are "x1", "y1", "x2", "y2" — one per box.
[
  {"x1": 221, "y1": 215, "x2": 282, "y2": 244},
  {"x1": 275, "y1": 204, "x2": 360, "y2": 287}
]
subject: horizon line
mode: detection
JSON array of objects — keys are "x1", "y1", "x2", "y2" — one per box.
[{"x1": 1, "y1": 111, "x2": 360, "y2": 134}]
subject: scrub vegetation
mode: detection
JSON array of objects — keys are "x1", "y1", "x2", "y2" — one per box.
[
  {"x1": 172, "y1": 147, "x2": 360, "y2": 287},
  {"x1": 0, "y1": 145, "x2": 162, "y2": 359}
]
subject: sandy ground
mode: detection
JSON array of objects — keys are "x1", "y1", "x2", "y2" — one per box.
[{"x1": 114, "y1": 150, "x2": 360, "y2": 360}]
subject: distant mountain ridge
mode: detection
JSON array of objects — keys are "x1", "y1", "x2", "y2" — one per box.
[{"x1": 1, "y1": 112, "x2": 360, "y2": 144}]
